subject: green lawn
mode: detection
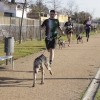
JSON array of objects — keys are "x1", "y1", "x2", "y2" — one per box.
[
  {"x1": 95, "y1": 89, "x2": 100, "y2": 100},
  {"x1": 0, "y1": 30, "x2": 99, "y2": 64},
  {"x1": 0, "y1": 39, "x2": 46, "y2": 64}
]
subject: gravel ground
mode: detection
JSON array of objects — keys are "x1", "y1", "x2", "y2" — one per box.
[{"x1": 0, "y1": 33, "x2": 100, "y2": 100}]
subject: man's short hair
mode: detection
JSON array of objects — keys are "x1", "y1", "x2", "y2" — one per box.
[
  {"x1": 50, "y1": 10, "x2": 55, "y2": 13},
  {"x1": 68, "y1": 16, "x2": 71, "y2": 18}
]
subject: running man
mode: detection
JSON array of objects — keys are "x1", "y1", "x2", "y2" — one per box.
[
  {"x1": 84, "y1": 16, "x2": 92, "y2": 42},
  {"x1": 41, "y1": 10, "x2": 64, "y2": 65},
  {"x1": 64, "y1": 16, "x2": 74, "y2": 47}
]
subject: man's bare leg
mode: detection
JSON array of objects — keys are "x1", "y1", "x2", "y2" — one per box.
[
  {"x1": 49, "y1": 48, "x2": 54, "y2": 65},
  {"x1": 67, "y1": 34, "x2": 71, "y2": 47}
]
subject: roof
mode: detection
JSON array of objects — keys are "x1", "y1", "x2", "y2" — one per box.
[{"x1": 0, "y1": 1, "x2": 26, "y2": 5}]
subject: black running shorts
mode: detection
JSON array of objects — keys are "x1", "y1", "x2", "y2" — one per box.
[
  {"x1": 65, "y1": 29, "x2": 73, "y2": 35},
  {"x1": 45, "y1": 38, "x2": 56, "y2": 50}
]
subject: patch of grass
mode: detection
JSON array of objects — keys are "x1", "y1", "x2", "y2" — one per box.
[
  {"x1": 95, "y1": 88, "x2": 100, "y2": 100},
  {"x1": 14, "y1": 39, "x2": 45, "y2": 59},
  {"x1": 0, "y1": 39, "x2": 45, "y2": 64},
  {"x1": 80, "y1": 89, "x2": 87, "y2": 100},
  {"x1": 59, "y1": 30, "x2": 100, "y2": 41},
  {"x1": 0, "y1": 30, "x2": 100, "y2": 64}
]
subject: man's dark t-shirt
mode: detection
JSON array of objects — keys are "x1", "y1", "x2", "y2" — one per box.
[
  {"x1": 41, "y1": 18, "x2": 60, "y2": 38},
  {"x1": 64, "y1": 21, "x2": 73, "y2": 31}
]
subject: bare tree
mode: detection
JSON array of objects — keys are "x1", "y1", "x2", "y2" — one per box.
[
  {"x1": 30, "y1": 0, "x2": 49, "y2": 14},
  {"x1": 90, "y1": 8, "x2": 95, "y2": 19},
  {"x1": 11, "y1": 0, "x2": 15, "y2": 3},
  {"x1": 60, "y1": 7, "x2": 67, "y2": 15},
  {"x1": 65, "y1": 0, "x2": 78, "y2": 17},
  {"x1": 47, "y1": 0, "x2": 62, "y2": 11},
  {"x1": 73, "y1": 11, "x2": 92, "y2": 24},
  {"x1": 35, "y1": 0, "x2": 45, "y2": 12}
]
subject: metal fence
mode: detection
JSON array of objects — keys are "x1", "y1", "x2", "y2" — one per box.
[
  {"x1": 0, "y1": 16, "x2": 100, "y2": 41},
  {"x1": 0, "y1": 17, "x2": 41, "y2": 41}
]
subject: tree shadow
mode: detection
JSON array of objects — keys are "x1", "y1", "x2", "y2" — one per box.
[
  {"x1": 0, "y1": 77, "x2": 33, "y2": 87},
  {"x1": 0, "y1": 67, "x2": 6, "y2": 70},
  {"x1": 0, "y1": 76, "x2": 99, "y2": 87},
  {"x1": 0, "y1": 65, "x2": 33, "y2": 73},
  {"x1": 0, "y1": 69, "x2": 33, "y2": 73}
]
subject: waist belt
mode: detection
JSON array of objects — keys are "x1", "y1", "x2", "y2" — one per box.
[{"x1": 45, "y1": 36, "x2": 57, "y2": 41}]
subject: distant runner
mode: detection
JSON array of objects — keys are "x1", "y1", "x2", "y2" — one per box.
[
  {"x1": 84, "y1": 16, "x2": 92, "y2": 42},
  {"x1": 64, "y1": 17, "x2": 74, "y2": 47}
]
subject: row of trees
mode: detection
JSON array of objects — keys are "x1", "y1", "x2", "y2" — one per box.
[
  {"x1": 1, "y1": 0, "x2": 94, "y2": 24},
  {"x1": 30, "y1": 0, "x2": 93, "y2": 24}
]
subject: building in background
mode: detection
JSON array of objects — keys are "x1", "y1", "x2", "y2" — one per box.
[
  {"x1": 0, "y1": 1, "x2": 30, "y2": 18},
  {"x1": 27, "y1": 11, "x2": 68, "y2": 23}
]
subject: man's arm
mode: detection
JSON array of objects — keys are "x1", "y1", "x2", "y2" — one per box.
[
  {"x1": 41, "y1": 20, "x2": 46, "y2": 30},
  {"x1": 64, "y1": 22, "x2": 67, "y2": 29},
  {"x1": 57, "y1": 19, "x2": 64, "y2": 35},
  {"x1": 41, "y1": 26, "x2": 46, "y2": 30},
  {"x1": 72, "y1": 23, "x2": 75, "y2": 33},
  {"x1": 58, "y1": 26, "x2": 64, "y2": 35}
]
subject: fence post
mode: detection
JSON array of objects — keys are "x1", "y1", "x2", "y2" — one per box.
[
  {"x1": 26, "y1": 19, "x2": 28, "y2": 39},
  {"x1": 9, "y1": 16, "x2": 11, "y2": 36},
  {"x1": 39, "y1": 15, "x2": 42, "y2": 40}
]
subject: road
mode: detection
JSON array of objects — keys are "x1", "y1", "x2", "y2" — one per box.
[{"x1": 0, "y1": 33, "x2": 100, "y2": 100}]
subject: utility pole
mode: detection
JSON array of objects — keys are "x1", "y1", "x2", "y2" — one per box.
[
  {"x1": 39, "y1": 13, "x2": 42, "y2": 40},
  {"x1": 54, "y1": 0, "x2": 56, "y2": 10},
  {"x1": 38, "y1": 1, "x2": 42, "y2": 40},
  {"x1": 19, "y1": 0, "x2": 26, "y2": 44}
]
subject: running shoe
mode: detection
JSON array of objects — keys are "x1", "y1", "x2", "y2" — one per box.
[
  {"x1": 49, "y1": 60, "x2": 52, "y2": 66},
  {"x1": 87, "y1": 38, "x2": 88, "y2": 42},
  {"x1": 68, "y1": 44, "x2": 70, "y2": 47}
]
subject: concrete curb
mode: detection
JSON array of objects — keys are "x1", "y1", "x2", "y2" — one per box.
[{"x1": 82, "y1": 67, "x2": 100, "y2": 100}]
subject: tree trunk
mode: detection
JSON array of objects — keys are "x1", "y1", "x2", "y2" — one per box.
[{"x1": 11, "y1": 0, "x2": 15, "y2": 3}]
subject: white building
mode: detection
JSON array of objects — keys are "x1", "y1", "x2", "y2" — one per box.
[{"x1": 0, "y1": 1, "x2": 30, "y2": 18}]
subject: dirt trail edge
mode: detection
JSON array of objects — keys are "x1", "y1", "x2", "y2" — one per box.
[{"x1": 0, "y1": 33, "x2": 100, "y2": 100}]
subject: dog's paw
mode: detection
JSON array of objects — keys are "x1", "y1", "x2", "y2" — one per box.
[
  {"x1": 81, "y1": 40, "x2": 83, "y2": 43},
  {"x1": 32, "y1": 84, "x2": 35, "y2": 87},
  {"x1": 41, "y1": 82, "x2": 44, "y2": 84},
  {"x1": 50, "y1": 71, "x2": 53, "y2": 75}
]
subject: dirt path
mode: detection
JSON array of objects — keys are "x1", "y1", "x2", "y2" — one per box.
[{"x1": 0, "y1": 33, "x2": 100, "y2": 100}]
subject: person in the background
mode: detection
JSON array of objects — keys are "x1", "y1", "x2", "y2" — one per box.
[
  {"x1": 64, "y1": 17, "x2": 74, "y2": 47},
  {"x1": 41, "y1": 10, "x2": 64, "y2": 66},
  {"x1": 84, "y1": 16, "x2": 92, "y2": 42}
]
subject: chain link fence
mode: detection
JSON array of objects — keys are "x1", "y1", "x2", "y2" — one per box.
[{"x1": 0, "y1": 16, "x2": 100, "y2": 42}]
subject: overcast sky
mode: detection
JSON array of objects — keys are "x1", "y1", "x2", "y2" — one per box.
[
  {"x1": 63, "y1": 0, "x2": 100, "y2": 18},
  {"x1": 10, "y1": 0, "x2": 100, "y2": 18}
]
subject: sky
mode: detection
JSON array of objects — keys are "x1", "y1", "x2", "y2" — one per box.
[
  {"x1": 10, "y1": 0, "x2": 100, "y2": 18},
  {"x1": 62, "y1": 0, "x2": 100, "y2": 18}
]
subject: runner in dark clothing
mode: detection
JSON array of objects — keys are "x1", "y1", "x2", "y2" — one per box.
[
  {"x1": 41, "y1": 10, "x2": 64, "y2": 65},
  {"x1": 84, "y1": 16, "x2": 92, "y2": 42},
  {"x1": 64, "y1": 17, "x2": 74, "y2": 47}
]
